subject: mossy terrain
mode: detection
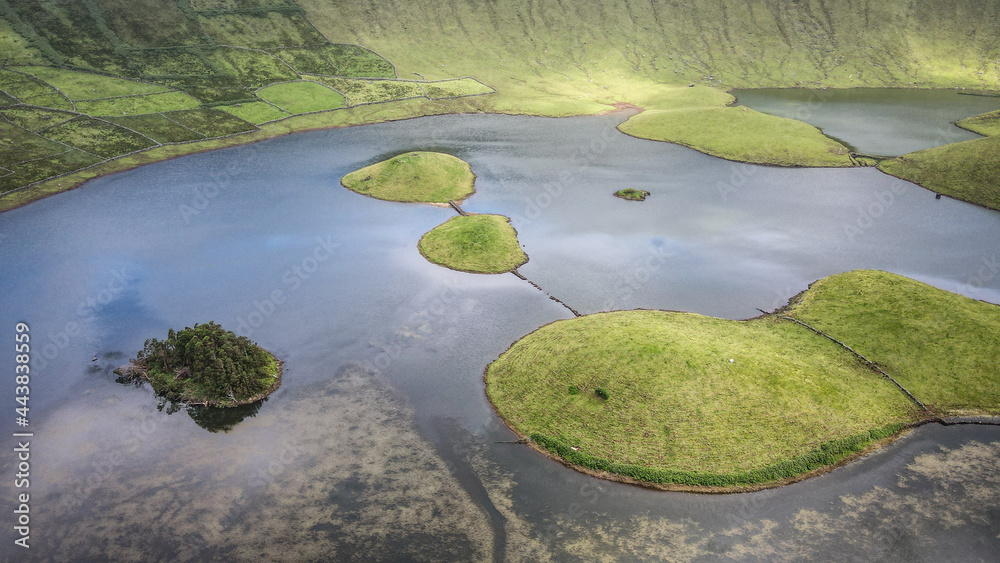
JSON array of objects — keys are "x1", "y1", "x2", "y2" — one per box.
[
  {"x1": 18, "y1": 65, "x2": 169, "y2": 99},
  {"x1": 878, "y1": 136, "x2": 1000, "y2": 210},
  {"x1": 619, "y1": 106, "x2": 853, "y2": 167},
  {"x1": 214, "y1": 101, "x2": 290, "y2": 125},
  {"x1": 486, "y1": 270, "x2": 999, "y2": 488},
  {"x1": 118, "y1": 321, "x2": 281, "y2": 408},
  {"x1": 783, "y1": 270, "x2": 1000, "y2": 415},
  {"x1": 0, "y1": 0, "x2": 497, "y2": 205},
  {"x1": 341, "y1": 151, "x2": 475, "y2": 204},
  {"x1": 418, "y1": 214, "x2": 527, "y2": 274},
  {"x1": 613, "y1": 188, "x2": 649, "y2": 201}
]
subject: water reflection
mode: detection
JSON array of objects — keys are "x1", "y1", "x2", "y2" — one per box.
[
  {"x1": 183, "y1": 400, "x2": 265, "y2": 433},
  {"x1": 1, "y1": 110, "x2": 998, "y2": 560}
]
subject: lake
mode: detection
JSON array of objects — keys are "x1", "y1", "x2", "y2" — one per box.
[
  {"x1": 733, "y1": 87, "x2": 1000, "y2": 155},
  {"x1": 1, "y1": 109, "x2": 998, "y2": 561}
]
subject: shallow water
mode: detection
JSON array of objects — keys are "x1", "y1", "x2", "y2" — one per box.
[
  {"x1": 733, "y1": 88, "x2": 1000, "y2": 155},
  {"x1": 1, "y1": 112, "x2": 999, "y2": 560}
]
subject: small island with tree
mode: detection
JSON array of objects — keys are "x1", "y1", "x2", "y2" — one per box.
[{"x1": 116, "y1": 322, "x2": 282, "y2": 408}]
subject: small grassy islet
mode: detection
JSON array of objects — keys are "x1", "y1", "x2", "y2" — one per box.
[
  {"x1": 418, "y1": 214, "x2": 527, "y2": 274},
  {"x1": 957, "y1": 109, "x2": 1000, "y2": 137},
  {"x1": 341, "y1": 151, "x2": 475, "y2": 203}
]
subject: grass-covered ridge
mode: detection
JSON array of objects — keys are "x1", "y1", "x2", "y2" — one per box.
[
  {"x1": 341, "y1": 151, "x2": 475, "y2": 204},
  {"x1": 486, "y1": 270, "x2": 1000, "y2": 488},
  {"x1": 618, "y1": 106, "x2": 853, "y2": 167},
  {"x1": 782, "y1": 270, "x2": 1000, "y2": 415},
  {"x1": 418, "y1": 214, "x2": 527, "y2": 274},
  {"x1": 301, "y1": 0, "x2": 1000, "y2": 103},
  {"x1": 878, "y1": 136, "x2": 1000, "y2": 211}
]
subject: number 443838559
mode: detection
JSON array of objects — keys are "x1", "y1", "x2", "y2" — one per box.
[{"x1": 15, "y1": 322, "x2": 29, "y2": 425}]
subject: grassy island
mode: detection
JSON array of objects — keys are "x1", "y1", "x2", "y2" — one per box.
[
  {"x1": 618, "y1": 106, "x2": 854, "y2": 168},
  {"x1": 418, "y1": 214, "x2": 527, "y2": 274},
  {"x1": 117, "y1": 322, "x2": 281, "y2": 408},
  {"x1": 341, "y1": 151, "x2": 475, "y2": 203},
  {"x1": 614, "y1": 189, "x2": 650, "y2": 201},
  {"x1": 486, "y1": 270, "x2": 1000, "y2": 489}
]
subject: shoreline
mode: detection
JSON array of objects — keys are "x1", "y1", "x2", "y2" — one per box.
[
  {"x1": 483, "y1": 283, "x2": 1000, "y2": 493},
  {"x1": 4, "y1": 88, "x2": 999, "y2": 214},
  {"x1": 486, "y1": 370, "x2": 1000, "y2": 494}
]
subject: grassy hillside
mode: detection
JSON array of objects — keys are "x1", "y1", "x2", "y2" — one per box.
[
  {"x1": 2, "y1": 0, "x2": 999, "y2": 210},
  {"x1": 0, "y1": 0, "x2": 495, "y2": 208},
  {"x1": 300, "y1": 0, "x2": 1000, "y2": 108},
  {"x1": 879, "y1": 136, "x2": 1000, "y2": 210}
]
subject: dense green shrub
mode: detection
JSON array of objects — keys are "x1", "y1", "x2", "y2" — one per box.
[
  {"x1": 127, "y1": 321, "x2": 279, "y2": 405},
  {"x1": 594, "y1": 386, "x2": 609, "y2": 400}
]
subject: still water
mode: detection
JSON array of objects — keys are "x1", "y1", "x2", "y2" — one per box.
[
  {"x1": 733, "y1": 88, "x2": 1000, "y2": 155},
  {"x1": 1, "y1": 111, "x2": 998, "y2": 561}
]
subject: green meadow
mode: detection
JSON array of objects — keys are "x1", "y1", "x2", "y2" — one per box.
[{"x1": 486, "y1": 270, "x2": 1000, "y2": 487}]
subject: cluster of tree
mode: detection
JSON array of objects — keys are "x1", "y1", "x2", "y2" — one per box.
[{"x1": 131, "y1": 321, "x2": 276, "y2": 404}]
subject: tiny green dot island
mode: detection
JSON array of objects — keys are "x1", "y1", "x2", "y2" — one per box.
[{"x1": 614, "y1": 188, "x2": 651, "y2": 201}]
